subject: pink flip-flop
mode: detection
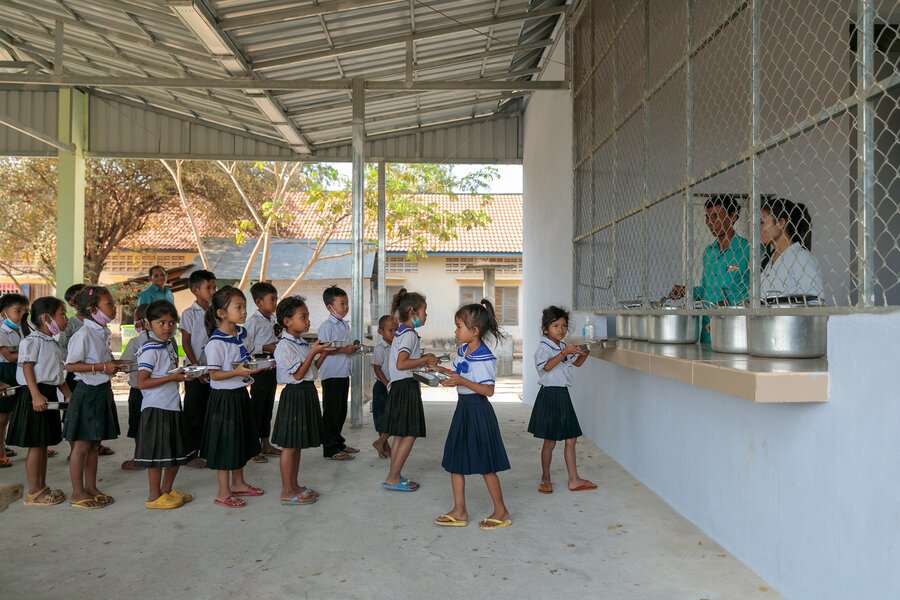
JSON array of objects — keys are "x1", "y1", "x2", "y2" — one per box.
[{"x1": 232, "y1": 485, "x2": 264, "y2": 497}]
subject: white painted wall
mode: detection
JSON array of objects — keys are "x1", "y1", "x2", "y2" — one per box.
[
  {"x1": 570, "y1": 314, "x2": 900, "y2": 599},
  {"x1": 522, "y1": 35, "x2": 573, "y2": 403}
]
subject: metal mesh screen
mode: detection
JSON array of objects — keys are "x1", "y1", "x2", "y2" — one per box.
[{"x1": 571, "y1": 0, "x2": 900, "y2": 312}]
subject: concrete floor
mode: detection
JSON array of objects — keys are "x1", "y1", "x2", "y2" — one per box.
[{"x1": 2, "y1": 379, "x2": 781, "y2": 600}]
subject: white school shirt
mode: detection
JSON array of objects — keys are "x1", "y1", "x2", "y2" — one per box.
[
  {"x1": 66, "y1": 318, "x2": 113, "y2": 385},
  {"x1": 371, "y1": 338, "x2": 391, "y2": 383},
  {"x1": 274, "y1": 333, "x2": 317, "y2": 384},
  {"x1": 180, "y1": 302, "x2": 208, "y2": 366},
  {"x1": 452, "y1": 343, "x2": 496, "y2": 395},
  {"x1": 16, "y1": 331, "x2": 65, "y2": 386},
  {"x1": 244, "y1": 311, "x2": 277, "y2": 355},
  {"x1": 204, "y1": 326, "x2": 251, "y2": 390},
  {"x1": 317, "y1": 314, "x2": 351, "y2": 380},
  {"x1": 534, "y1": 336, "x2": 576, "y2": 388},
  {"x1": 760, "y1": 242, "x2": 825, "y2": 299},
  {"x1": 388, "y1": 324, "x2": 422, "y2": 384},
  {"x1": 0, "y1": 321, "x2": 23, "y2": 363},
  {"x1": 136, "y1": 339, "x2": 181, "y2": 411},
  {"x1": 121, "y1": 331, "x2": 148, "y2": 388}
]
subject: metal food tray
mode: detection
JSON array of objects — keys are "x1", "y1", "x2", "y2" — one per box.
[
  {"x1": 168, "y1": 365, "x2": 209, "y2": 379},
  {"x1": 232, "y1": 358, "x2": 276, "y2": 369},
  {"x1": 46, "y1": 401, "x2": 69, "y2": 410},
  {"x1": 0, "y1": 386, "x2": 20, "y2": 398},
  {"x1": 412, "y1": 370, "x2": 451, "y2": 387},
  {"x1": 6, "y1": 345, "x2": 18, "y2": 353},
  {"x1": 116, "y1": 362, "x2": 139, "y2": 373}
]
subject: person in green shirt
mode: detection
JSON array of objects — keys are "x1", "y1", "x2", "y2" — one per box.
[
  {"x1": 669, "y1": 195, "x2": 754, "y2": 344},
  {"x1": 137, "y1": 265, "x2": 175, "y2": 306}
]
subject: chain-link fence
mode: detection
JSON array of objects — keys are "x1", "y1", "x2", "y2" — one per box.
[{"x1": 571, "y1": 0, "x2": 900, "y2": 313}]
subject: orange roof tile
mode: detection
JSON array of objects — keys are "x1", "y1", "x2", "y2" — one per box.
[{"x1": 122, "y1": 193, "x2": 522, "y2": 255}]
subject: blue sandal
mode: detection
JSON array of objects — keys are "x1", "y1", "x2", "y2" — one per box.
[{"x1": 381, "y1": 478, "x2": 419, "y2": 492}]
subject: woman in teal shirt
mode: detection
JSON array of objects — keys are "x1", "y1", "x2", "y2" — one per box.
[{"x1": 137, "y1": 265, "x2": 175, "y2": 306}]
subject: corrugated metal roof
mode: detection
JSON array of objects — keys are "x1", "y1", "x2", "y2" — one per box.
[{"x1": 0, "y1": 0, "x2": 566, "y2": 159}]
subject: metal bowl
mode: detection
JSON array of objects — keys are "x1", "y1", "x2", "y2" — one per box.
[
  {"x1": 631, "y1": 314, "x2": 649, "y2": 341},
  {"x1": 747, "y1": 314, "x2": 827, "y2": 358},
  {"x1": 709, "y1": 312, "x2": 748, "y2": 354},
  {"x1": 647, "y1": 313, "x2": 699, "y2": 344}
]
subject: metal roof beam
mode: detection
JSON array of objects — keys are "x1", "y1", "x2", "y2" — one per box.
[
  {"x1": 252, "y1": 5, "x2": 568, "y2": 71},
  {"x1": 218, "y1": 0, "x2": 402, "y2": 30},
  {"x1": 0, "y1": 74, "x2": 569, "y2": 91}
]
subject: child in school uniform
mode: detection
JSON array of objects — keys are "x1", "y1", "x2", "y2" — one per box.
[
  {"x1": 371, "y1": 314, "x2": 396, "y2": 459},
  {"x1": 6, "y1": 296, "x2": 70, "y2": 505},
  {"x1": 181, "y1": 269, "x2": 216, "y2": 468},
  {"x1": 271, "y1": 295, "x2": 334, "y2": 506},
  {"x1": 120, "y1": 303, "x2": 148, "y2": 471},
  {"x1": 433, "y1": 300, "x2": 511, "y2": 530},
  {"x1": 315, "y1": 285, "x2": 360, "y2": 461},
  {"x1": 527, "y1": 305, "x2": 596, "y2": 494},
  {"x1": 381, "y1": 288, "x2": 438, "y2": 492},
  {"x1": 0, "y1": 292, "x2": 29, "y2": 467},
  {"x1": 134, "y1": 300, "x2": 194, "y2": 510},
  {"x1": 245, "y1": 281, "x2": 280, "y2": 463},
  {"x1": 64, "y1": 286, "x2": 123, "y2": 508},
  {"x1": 200, "y1": 286, "x2": 264, "y2": 509}
]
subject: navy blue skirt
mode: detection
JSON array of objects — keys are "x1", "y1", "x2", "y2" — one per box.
[
  {"x1": 442, "y1": 394, "x2": 510, "y2": 475},
  {"x1": 527, "y1": 386, "x2": 583, "y2": 441},
  {"x1": 371, "y1": 380, "x2": 388, "y2": 433}
]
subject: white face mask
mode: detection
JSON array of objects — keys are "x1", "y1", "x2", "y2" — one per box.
[{"x1": 91, "y1": 307, "x2": 112, "y2": 326}]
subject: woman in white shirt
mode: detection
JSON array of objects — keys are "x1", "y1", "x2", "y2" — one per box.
[{"x1": 759, "y1": 197, "x2": 825, "y2": 299}]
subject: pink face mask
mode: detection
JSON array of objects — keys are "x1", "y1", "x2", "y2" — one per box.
[
  {"x1": 43, "y1": 315, "x2": 61, "y2": 337},
  {"x1": 91, "y1": 307, "x2": 112, "y2": 326}
]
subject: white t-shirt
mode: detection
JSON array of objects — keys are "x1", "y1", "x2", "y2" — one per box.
[
  {"x1": 317, "y1": 314, "x2": 351, "y2": 380},
  {"x1": 136, "y1": 339, "x2": 181, "y2": 411},
  {"x1": 452, "y1": 343, "x2": 496, "y2": 395},
  {"x1": 66, "y1": 318, "x2": 113, "y2": 385},
  {"x1": 181, "y1": 302, "x2": 208, "y2": 366},
  {"x1": 388, "y1": 324, "x2": 421, "y2": 384},
  {"x1": 274, "y1": 333, "x2": 316, "y2": 384},
  {"x1": 245, "y1": 311, "x2": 277, "y2": 355},
  {"x1": 16, "y1": 331, "x2": 65, "y2": 386},
  {"x1": 534, "y1": 336, "x2": 576, "y2": 388},
  {"x1": 205, "y1": 326, "x2": 251, "y2": 390},
  {"x1": 0, "y1": 321, "x2": 23, "y2": 363},
  {"x1": 760, "y1": 242, "x2": 825, "y2": 299},
  {"x1": 121, "y1": 331, "x2": 148, "y2": 388},
  {"x1": 371, "y1": 338, "x2": 391, "y2": 383}
]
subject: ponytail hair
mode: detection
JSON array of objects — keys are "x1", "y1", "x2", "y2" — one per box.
[
  {"x1": 204, "y1": 286, "x2": 245, "y2": 335},
  {"x1": 455, "y1": 298, "x2": 506, "y2": 343},
  {"x1": 29, "y1": 296, "x2": 65, "y2": 330},
  {"x1": 391, "y1": 287, "x2": 427, "y2": 322},
  {"x1": 274, "y1": 295, "x2": 307, "y2": 338},
  {"x1": 0, "y1": 292, "x2": 31, "y2": 335}
]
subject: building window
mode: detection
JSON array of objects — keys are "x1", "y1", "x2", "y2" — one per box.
[
  {"x1": 458, "y1": 286, "x2": 519, "y2": 326},
  {"x1": 386, "y1": 256, "x2": 418, "y2": 273},
  {"x1": 445, "y1": 257, "x2": 522, "y2": 274}
]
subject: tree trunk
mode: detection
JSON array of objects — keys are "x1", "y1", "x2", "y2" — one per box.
[{"x1": 161, "y1": 159, "x2": 209, "y2": 270}]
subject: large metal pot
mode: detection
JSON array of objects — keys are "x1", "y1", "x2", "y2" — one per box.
[
  {"x1": 747, "y1": 295, "x2": 827, "y2": 358},
  {"x1": 631, "y1": 314, "x2": 649, "y2": 341},
  {"x1": 709, "y1": 311, "x2": 748, "y2": 354},
  {"x1": 648, "y1": 311, "x2": 699, "y2": 344},
  {"x1": 615, "y1": 314, "x2": 633, "y2": 339}
]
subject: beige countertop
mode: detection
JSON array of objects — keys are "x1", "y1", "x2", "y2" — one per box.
[{"x1": 587, "y1": 340, "x2": 828, "y2": 403}]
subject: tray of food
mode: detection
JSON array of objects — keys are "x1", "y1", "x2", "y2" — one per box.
[
  {"x1": 45, "y1": 401, "x2": 69, "y2": 410},
  {"x1": 412, "y1": 370, "x2": 451, "y2": 387},
  {"x1": 232, "y1": 357, "x2": 276, "y2": 370},
  {"x1": 116, "y1": 362, "x2": 139, "y2": 374},
  {"x1": 168, "y1": 365, "x2": 209, "y2": 379},
  {"x1": 6, "y1": 345, "x2": 18, "y2": 354},
  {"x1": 0, "y1": 385, "x2": 20, "y2": 398},
  {"x1": 300, "y1": 332, "x2": 318, "y2": 342}
]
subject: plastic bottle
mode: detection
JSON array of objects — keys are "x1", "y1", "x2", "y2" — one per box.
[{"x1": 582, "y1": 316, "x2": 594, "y2": 340}]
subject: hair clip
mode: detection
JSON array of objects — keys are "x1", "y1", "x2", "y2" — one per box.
[{"x1": 87, "y1": 289, "x2": 94, "y2": 296}]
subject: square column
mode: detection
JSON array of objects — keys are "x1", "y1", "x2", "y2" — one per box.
[{"x1": 56, "y1": 88, "x2": 87, "y2": 295}]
